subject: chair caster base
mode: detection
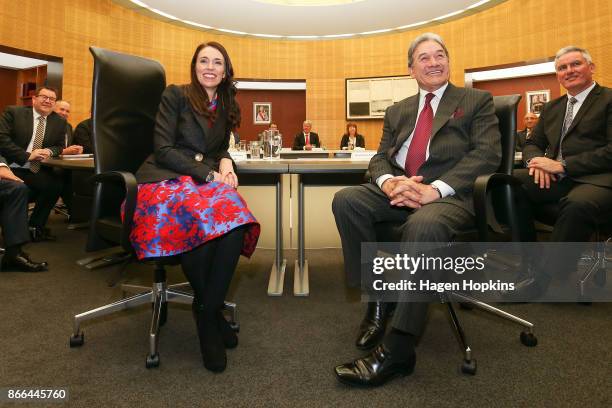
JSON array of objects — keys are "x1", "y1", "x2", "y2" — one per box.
[
  {"x1": 520, "y1": 331, "x2": 537, "y2": 347},
  {"x1": 146, "y1": 353, "x2": 160, "y2": 369},
  {"x1": 461, "y1": 359, "x2": 477, "y2": 375},
  {"x1": 229, "y1": 321, "x2": 239, "y2": 332},
  {"x1": 70, "y1": 332, "x2": 84, "y2": 348}
]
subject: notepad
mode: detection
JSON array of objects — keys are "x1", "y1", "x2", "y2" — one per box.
[{"x1": 59, "y1": 154, "x2": 94, "y2": 159}]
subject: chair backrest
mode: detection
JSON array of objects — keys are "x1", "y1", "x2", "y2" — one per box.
[
  {"x1": 492, "y1": 94, "x2": 521, "y2": 175},
  {"x1": 86, "y1": 47, "x2": 166, "y2": 251}
]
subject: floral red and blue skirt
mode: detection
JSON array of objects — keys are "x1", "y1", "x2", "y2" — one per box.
[{"x1": 125, "y1": 175, "x2": 260, "y2": 260}]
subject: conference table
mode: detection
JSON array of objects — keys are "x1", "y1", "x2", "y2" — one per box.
[{"x1": 46, "y1": 152, "x2": 521, "y2": 297}]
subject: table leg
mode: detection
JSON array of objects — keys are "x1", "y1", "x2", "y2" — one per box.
[
  {"x1": 267, "y1": 177, "x2": 286, "y2": 296},
  {"x1": 294, "y1": 176, "x2": 309, "y2": 296}
]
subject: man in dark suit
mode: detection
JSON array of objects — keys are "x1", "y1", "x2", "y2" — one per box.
[
  {"x1": 0, "y1": 86, "x2": 65, "y2": 241},
  {"x1": 332, "y1": 33, "x2": 501, "y2": 387},
  {"x1": 516, "y1": 112, "x2": 539, "y2": 152},
  {"x1": 54, "y1": 100, "x2": 78, "y2": 153},
  {"x1": 513, "y1": 46, "x2": 612, "y2": 298},
  {"x1": 292, "y1": 120, "x2": 320, "y2": 150},
  {"x1": 0, "y1": 153, "x2": 48, "y2": 272},
  {"x1": 72, "y1": 118, "x2": 93, "y2": 154}
]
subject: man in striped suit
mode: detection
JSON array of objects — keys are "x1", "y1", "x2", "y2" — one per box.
[{"x1": 332, "y1": 33, "x2": 501, "y2": 387}]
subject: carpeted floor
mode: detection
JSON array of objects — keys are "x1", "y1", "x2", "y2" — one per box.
[{"x1": 1, "y1": 214, "x2": 611, "y2": 407}]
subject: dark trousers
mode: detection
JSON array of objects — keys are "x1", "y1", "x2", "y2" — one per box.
[
  {"x1": 514, "y1": 169, "x2": 612, "y2": 277},
  {"x1": 0, "y1": 180, "x2": 30, "y2": 247},
  {"x1": 514, "y1": 169, "x2": 612, "y2": 242},
  {"x1": 13, "y1": 167, "x2": 63, "y2": 229},
  {"x1": 332, "y1": 183, "x2": 474, "y2": 337}
]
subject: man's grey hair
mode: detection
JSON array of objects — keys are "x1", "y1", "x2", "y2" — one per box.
[
  {"x1": 303, "y1": 120, "x2": 312, "y2": 126},
  {"x1": 408, "y1": 33, "x2": 449, "y2": 68},
  {"x1": 555, "y1": 46, "x2": 593, "y2": 65}
]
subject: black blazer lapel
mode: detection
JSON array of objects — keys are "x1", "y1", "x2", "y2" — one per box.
[
  {"x1": 431, "y1": 84, "x2": 463, "y2": 139},
  {"x1": 22, "y1": 107, "x2": 34, "y2": 145},
  {"x1": 390, "y1": 95, "x2": 418, "y2": 156},
  {"x1": 547, "y1": 96, "x2": 567, "y2": 156}
]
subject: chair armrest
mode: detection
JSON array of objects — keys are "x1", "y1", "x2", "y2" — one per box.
[
  {"x1": 91, "y1": 171, "x2": 138, "y2": 251},
  {"x1": 473, "y1": 173, "x2": 523, "y2": 241}
]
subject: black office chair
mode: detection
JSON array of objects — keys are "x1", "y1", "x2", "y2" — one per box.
[
  {"x1": 69, "y1": 47, "x2": 237, "y2": 369},
  {"x1": 374, "y1": 94, "x2": 536, "y2": 375}
]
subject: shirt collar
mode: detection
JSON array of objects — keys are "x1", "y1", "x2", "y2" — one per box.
[
  {"x1": 567, "y1": 81, "x2": 596, "y2": 103},
  {"x1": 419, "y1": 82, "x2": 449, "y2": 102}
]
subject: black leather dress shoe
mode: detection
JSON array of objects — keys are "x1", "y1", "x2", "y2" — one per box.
[
  {"x1": 1, "y1": 252, "x2": 48, "y2": 272},
  {"x1": 355, "y1": 301, "x2": 395, "y2": 350},
  {"x1": 29, "y1": 227, "x2": 57, "y2": 242},
  {"x1": 335, "y1": 344, "x2": 416, "y2": 387}
]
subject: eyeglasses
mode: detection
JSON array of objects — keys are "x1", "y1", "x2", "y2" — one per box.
[{"x1": 36, "y1": 95, "x2": 57, "y2": 102}]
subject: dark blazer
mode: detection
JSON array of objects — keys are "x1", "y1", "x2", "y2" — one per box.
[
  {"x1": 292, "y1": 132, "x2": 320, "y2": 150},
  {"x1": 368, "y1": 83, "x2": 501, "y2": 211},
  {"x1": 136, "y1": 84, "x2": 233, "y2": 184},
  {"x1": 64, "y1": 123, "x2": 74, "y2": 147},
  {"x1": 515, "y1": 129, "x2": 530, "y2": 152},
  {"x1": 73, "y1": 118, "x2": 93, "y2": 153},
  {"x1": 523, "y1": 83, "x2": 612, "y2": 188},
  {"x1": 340, "y1": 133, "x2": 365, "y2": 149},
  {"x1": 0, "y1": 106, "x2": 66, "y2": 165}
]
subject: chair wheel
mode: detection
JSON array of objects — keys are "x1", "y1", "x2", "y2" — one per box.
[
  {"x1": 461, "y1": 359, "x2": 477, "y2": 375},
  {"x1": 229, "y1": 321, "x2": 240, "y2": 332},
  {"x1": 70, "y1": 332, "x2": 84, "y2": 347},
  {"x1": 520, "y1": 331, "x2": 537, "y2": 347},
  {"x1": 146, "y1": 353, "x2": 160, "y2": 368}
]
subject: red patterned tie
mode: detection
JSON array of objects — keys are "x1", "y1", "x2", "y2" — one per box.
[
  {"x1": 305, "y1": 133, "x2": 310, "y2": 145},
  {"x1": 405, "y1": 93, "x2": 435, "y2": 176}
]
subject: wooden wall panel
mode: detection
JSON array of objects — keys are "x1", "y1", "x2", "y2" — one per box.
[{"x1": 0, "y1": 0, "x2": 610, "y2": 150}]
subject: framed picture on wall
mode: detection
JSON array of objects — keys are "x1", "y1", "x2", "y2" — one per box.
[
  {"x1": 526, "y1": 90, "x2": 550, "y2": 115},
  {"x1": 253, "y1": 102, "x2": 271, "y2": 124}
]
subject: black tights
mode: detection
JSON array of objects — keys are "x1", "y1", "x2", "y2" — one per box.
[{"x1": 180, "y1": 226, "x2": 246, "y2": 316}]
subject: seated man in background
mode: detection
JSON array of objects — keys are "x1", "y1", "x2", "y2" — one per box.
[
  {"x1": 54, "y1": 100, "x2": 84, "y2": 156},
  {"x1": 332, "y1": 33, "x2": 500, "y2": 387},
  {"x1": 0, "y1": 86, "x2": 65, "y2": 242},
  {"x1": 516, "y1": 112, "x2": 539, "y2": 152},
  {"x1": 292, "y1": 120, "x2": 320, "y2": 150},
  {"x1": 72, "y1": 118, "x2": 93, "y2": 154},
  {"x1": 53, "y1": 100, "x2": 83, "y2": 219},
  {"x1": 513, "y1": 46, "x2": 612, "y2": 299},
  {"x1": 0, "y1": 153, "x2": 48, "y2": 272}
]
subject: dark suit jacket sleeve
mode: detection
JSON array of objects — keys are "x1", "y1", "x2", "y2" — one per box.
[
  {"x1": 369, "y1": 105, "x2": 402, "y2": 181},
  {"x1": 340, "y1": 134, "x2": 348, "y2": 149},
  {"x1": 357, "y1": 134, "x2": 365, "y2": 148},
  {"x1": 73, "y1": 119, "x2": 93, "y2": 153},
  {"x1": 153, "y1": 85, "x2": 215, "y2": 180},
  {"x1": 313, "y1": 133, "x2": 321, "y2": 148},
  {"x1": 292, "y1": 133, "x2": 304, "y2": 150},
  {"x1": 0, "y1": 107, "x2": 30, "y2": 165}
]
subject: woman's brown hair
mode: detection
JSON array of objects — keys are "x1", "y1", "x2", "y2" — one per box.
[{"x1": 183, "y1": 42, "x2": 241, "y2": 129}]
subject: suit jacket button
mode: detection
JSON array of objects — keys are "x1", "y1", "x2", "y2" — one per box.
[{"x1": 195, "y1": 153, "x2": 203, "y2": 162}]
